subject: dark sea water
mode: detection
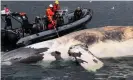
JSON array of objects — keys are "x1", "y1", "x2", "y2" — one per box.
[
  {"x1": 1, "y1": 1, "x2": 133, "y2": 28},
  {"x1": 1, "y1": 1, "x2": 133, "y2": 80}
]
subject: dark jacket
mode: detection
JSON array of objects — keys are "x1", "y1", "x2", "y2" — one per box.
[{"x1": 74, "y1": 9, "x2": 83, "y2": 20}]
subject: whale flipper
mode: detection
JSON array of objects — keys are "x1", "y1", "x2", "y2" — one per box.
[{"x1": 68, "y1": 44, "x2": 103, "y2": 72}]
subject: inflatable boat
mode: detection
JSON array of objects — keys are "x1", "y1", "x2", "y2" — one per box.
[{"x1": 1, "y1": 8, "x2": 93, "y2": 50}]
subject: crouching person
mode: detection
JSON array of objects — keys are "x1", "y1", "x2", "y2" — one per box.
[{"x1": 74, "y1": 7, "x2": 83, "y2": 21}]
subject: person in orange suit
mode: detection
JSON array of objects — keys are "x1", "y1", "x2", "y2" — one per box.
[
  {"x1": 53, "y1": 0, "x2": 60, "y2": 13},
  {"x1": 46, "y1": 4, "x2": 56, "y2": 29}
]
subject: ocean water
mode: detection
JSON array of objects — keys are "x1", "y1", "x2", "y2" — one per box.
[
  {"x1": 1, "y1": 1, "x2": 133, "y2": 80},
  {"x1": 2, "y1": 56, "x2": 133, "y2": 80},
  {"x1": 1, "y1": 1, "x2": 133, "y2": 28}
]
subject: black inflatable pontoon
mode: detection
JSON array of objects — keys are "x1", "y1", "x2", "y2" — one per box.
[
  {"x1": 1, "y1": 8, "x2": 93, "y2": 49},
  {"x1": 17, "y1": 9, "x2": 92, "y2": 45}
]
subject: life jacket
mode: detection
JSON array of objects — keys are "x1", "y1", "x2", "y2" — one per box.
[{"x1": 46, "y1": 8, "x2": 55, "y2": 22}]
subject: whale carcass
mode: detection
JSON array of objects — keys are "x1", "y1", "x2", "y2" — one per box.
[{"x1": 2, "y1": 26, "x2": 133, "y2": 72}]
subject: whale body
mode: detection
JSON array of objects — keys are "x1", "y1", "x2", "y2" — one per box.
[{"x1": 2, "y1": 26, "x2": 133, "y2": 72}]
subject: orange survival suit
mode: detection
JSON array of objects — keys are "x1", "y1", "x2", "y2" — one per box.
[{"x1": 46, "y1": 7, "x2": 55, "y2": 29}]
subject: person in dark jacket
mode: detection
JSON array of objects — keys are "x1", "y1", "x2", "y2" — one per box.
[
  {"x1": 32, "y1": 16, "x2": 42, "y2": 33},
  {"x1": 74, "y1": 7, "x2": 83, "y2": 21},
  {"x1": 56, "y1": 13, "x2": 64, "y2": 27},
  {"x1": 5, "y1": 15, "x2": 12, "y2": 29},
  {"x1": 19, "y1": 12, "x2": 32, "y2": 34},
  {"x1": 19, "y1": 12, "x2": 29, "y2": 26},
  {"x1": 3, "y1": 5, "x2": 12, "y2": 29}
]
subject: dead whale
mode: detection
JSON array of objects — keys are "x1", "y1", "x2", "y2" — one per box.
[{"x1": 2, "y1": 26, "x2": 133, "y2": 72}]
